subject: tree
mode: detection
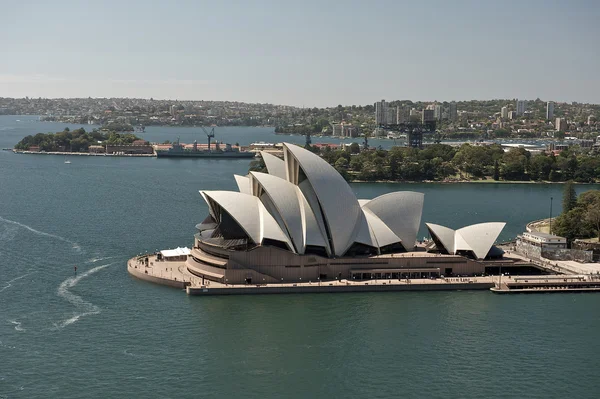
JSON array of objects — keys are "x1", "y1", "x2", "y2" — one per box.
[
  {"x1": 562, "y1": 180, "x2": 577, "y2": 213},
  {"x1": 586, "y1": 205, "x2": 600, "y2": 241},
  {"x1": 493, "y1": 160, "x2": 499, "y2": 181}
]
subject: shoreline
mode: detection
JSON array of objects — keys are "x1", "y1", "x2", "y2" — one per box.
[{"x1": 350, "y1": 179, "x2": 600, "y2": 185}]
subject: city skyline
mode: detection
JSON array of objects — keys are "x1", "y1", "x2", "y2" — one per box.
[{"x1": 2, "y1": 0, "x2": 599, "y2": 107}]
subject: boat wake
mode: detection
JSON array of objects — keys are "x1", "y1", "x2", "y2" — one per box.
[
  {"x1": 0, "y1": 216, "x2": 82, "y2": 252},
  {"x1": 8, "y1": 320, "x2": 25, "y2": 332},
  {"x1": 54, "y1": 262, "x2": 114, "y2": 329},
  {"x1": 0, "y1": 271, "x2": 33, "y2": 293}
]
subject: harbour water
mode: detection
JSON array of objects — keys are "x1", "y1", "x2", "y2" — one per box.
[{"x1": 1, "y1": 115, "x2": 600, "y2": 398}]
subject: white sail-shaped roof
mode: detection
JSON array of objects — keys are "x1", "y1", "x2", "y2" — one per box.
[
  {"x1": 456, "y1": 222, "x2": 506, "y2": 259},
  {"x1": 283, "y1": 143, "x2": 361, "y2": 256},
  {"x1": 234, "y1": 174, "x2": 251, "y2": 195},
  {"x1": 425, "y1": 223, "x2": 456, "y2": 253},
  {"x1": 426, "y1": 222, "x2": 506, "y2": 259},
  {"x1": 363, "y1": 192, "x2": 424, "y2": 251},
  {"x1": 249, "y1": 171, "x2": 327, "y2": 254},
  {"x1": 260, "y1": 151, "x2": 286, "y2": 179},
  {"x1": 362, "y1": 208, "x2": 402, "y2": 248},
  {"x1": 200, "y1": 190, "x2": 293, "y2": 250}
]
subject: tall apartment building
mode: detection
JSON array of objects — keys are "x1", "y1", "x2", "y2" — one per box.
[
  {"x1": 386, "y1": 107, "x2": 397, "y2": 125},
  {"x1": 546, "y1": 101, "x2": 554, "y2": 120},
  {"x1": 588, "y1": 115, "x2": 596, "y2": 125},
  {"x1": 555, "y1": 117, "x2": 567, "y2": 131},
  {"x1": 422, "y1": 109, "x2": 435, "y2": 124},
  {"x1": 375, "y1": 100, "x2": 387, "y2": 125},
  {"x1": 434, "y1": 104, "x2": 443, "y2": 121},
  {"x1": 516, "y1": 100, "x2": 526, "y2": 115},
  {"x1": 396, "y1": 106, "x2": 409, "y2": 123},
  {"x1": 501, "y1": 106, "x2": 509, "y2": 119},
  {"x1": 449, "y1": 102, "x2": 457, "y2": 121}
]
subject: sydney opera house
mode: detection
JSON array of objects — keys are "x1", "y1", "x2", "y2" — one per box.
[{"x1": 187, "y1": 143, "x2": 506, "y2": 284}]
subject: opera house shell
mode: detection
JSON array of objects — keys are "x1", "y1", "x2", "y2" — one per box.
[{"x1": 187, "y1": 143, "x2": 506, "y2": 284}]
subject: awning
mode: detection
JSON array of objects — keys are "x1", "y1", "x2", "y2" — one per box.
[{"x1": 160, "y1": 247, "x2": 191, "y2": 257}]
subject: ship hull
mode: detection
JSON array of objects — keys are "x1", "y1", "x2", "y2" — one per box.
[{"x1": 156, "y1": 151, "x2": 255, "y2": 158}]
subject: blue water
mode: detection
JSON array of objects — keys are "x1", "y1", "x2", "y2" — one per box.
[{"x1": 1, "y1": 115, "x2": 600, "y2": 398}]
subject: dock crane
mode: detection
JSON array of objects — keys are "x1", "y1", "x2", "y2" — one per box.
[{"x1": 201, "y1": 126, "x2": 215, "y2": 152}]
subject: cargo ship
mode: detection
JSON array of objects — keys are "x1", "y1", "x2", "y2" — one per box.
[{"x1": 155, "y1": 127, "x2": 255, "y2": 159}]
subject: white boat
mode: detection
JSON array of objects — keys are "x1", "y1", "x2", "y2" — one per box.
[{"x1": 64, "y1": 157, "x2": 71, "y2": 164}]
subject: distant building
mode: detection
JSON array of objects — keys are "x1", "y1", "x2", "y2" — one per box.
[
  {"x1": 375, "y1": 100, "x2": 387, "y2": 125},
  {"x1": 588, "y1": 115, "x2": 597, "y2": 125},
  {"x1": 555, "y1": 117, "x2": 567, "y2": 131},
  {"x1": 331, "y1": 123, "x2": 342, "y2": 136},
  {"x1": 409, "y1": 108, "x2": 421, "y2": 122},
  {"x1": 516, "y1": 100, "x2": 526, "y2": 115},
  {"x1": 508, "y1": 111, "x2": 517, "y2": 120},
  {"x1": 170, "y1": 104, "x2": 177, "y2": 117},
  {"x1": 332, "y1": 123, "x2": 359, "y2": 138},
  {"x1": 422, "y1": 109, "x2": 435, "y2": 124},
  {"x1": 546, "y1": 101, "x2": 554, "y2": 120},
  {"x1": 434, "y1": 104, "x2": 443, "y2": 121},
  {"x1": 449, "y1": 102, "x2": 457, "y2": 121},
  {"x1": 501, "y1": 106, "x2": 508, "y2": 119},
  {"x1": 396, "y1": 106, "x2": 409, "y2": 123},
  {"x1": 386, "y1": 107, "x2": 397, "y2": 125}
]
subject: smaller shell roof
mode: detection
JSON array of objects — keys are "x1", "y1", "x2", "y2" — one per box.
[{"x1": 200, "y1": 190, "x2": 293, "y2": 250}]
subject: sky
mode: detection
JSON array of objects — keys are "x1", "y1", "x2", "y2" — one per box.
[{"x1": 1, "y1": 0, "x2": 599, "y2": 107}]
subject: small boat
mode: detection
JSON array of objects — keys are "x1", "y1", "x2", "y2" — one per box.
[{"x1": 64, "y1": 158, "x2": 71, "y2": 164}]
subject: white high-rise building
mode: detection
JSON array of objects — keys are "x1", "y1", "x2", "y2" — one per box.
[
  {"x1": 434, "y1": 104, "x2": 443, "y2": 121},
  {"x1": 516, "y1": 100, "x2": 526, "y2": 115},
  {"x1": 546, "y1": 101, "x2": 554, "y2": 120},
  {"x1": 501, "y1": 106, "x2": 508, "y2": 119},
  {"x1": 375, "y1": 100, "x2": 388, "y2": 125}
]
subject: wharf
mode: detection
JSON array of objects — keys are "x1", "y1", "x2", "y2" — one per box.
[{"x1": 491, "y1": 275, "x2": 600, "y2": 294}]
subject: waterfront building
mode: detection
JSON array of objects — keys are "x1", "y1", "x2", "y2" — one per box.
[
  {"x1": 546, "y1": 101, "x2": 554, "y2": 120},
  {"x1": 332, "y1": 123, "x2": 359, "y2": 138},
  {"x1": 556, "y1": 117, "x2": 567, "y2": 131},
  {"x1": 375, "y1": 100, "x2": 387, "y2": 125},
  {"x1": 501, "y1": 106, "x2": 509, "y2": 119},
  {"x1": 449, "y1": 102, "x2": 458, "y2": 121},
  {"x1": 184, "y1": 143, "x2": 506, "y2": 284},
  {"x1": 331, "y1": 123, "x2": 343, "y2": 137},
  {"x1": 516, "y1": 100, "x2": 526, "y2": 115}
]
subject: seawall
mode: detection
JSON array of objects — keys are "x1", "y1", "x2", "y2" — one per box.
[{"x1": 186, "y1": 281, "x2": 494, "y2": 296}]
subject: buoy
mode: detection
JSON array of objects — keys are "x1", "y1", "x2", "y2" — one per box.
[{"x1": 74, "y1": 265, "x2": 77, "y2": 273}]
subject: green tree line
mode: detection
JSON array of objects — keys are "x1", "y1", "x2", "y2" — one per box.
[
  {"x1": 318, "y1": 143, "x2": 600, "y2": 183},
  {"x1": 14, "y1": 128, "x2": 142, "y2": 152}
]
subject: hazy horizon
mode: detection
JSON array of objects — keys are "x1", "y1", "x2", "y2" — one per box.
[{"x1": 2, "y1": 0, "x2": 599, "y2": 107}]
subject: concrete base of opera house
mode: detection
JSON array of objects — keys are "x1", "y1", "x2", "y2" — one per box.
[{"x1": 127, "y1": 254, "x2": 510, "y2": 296}]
